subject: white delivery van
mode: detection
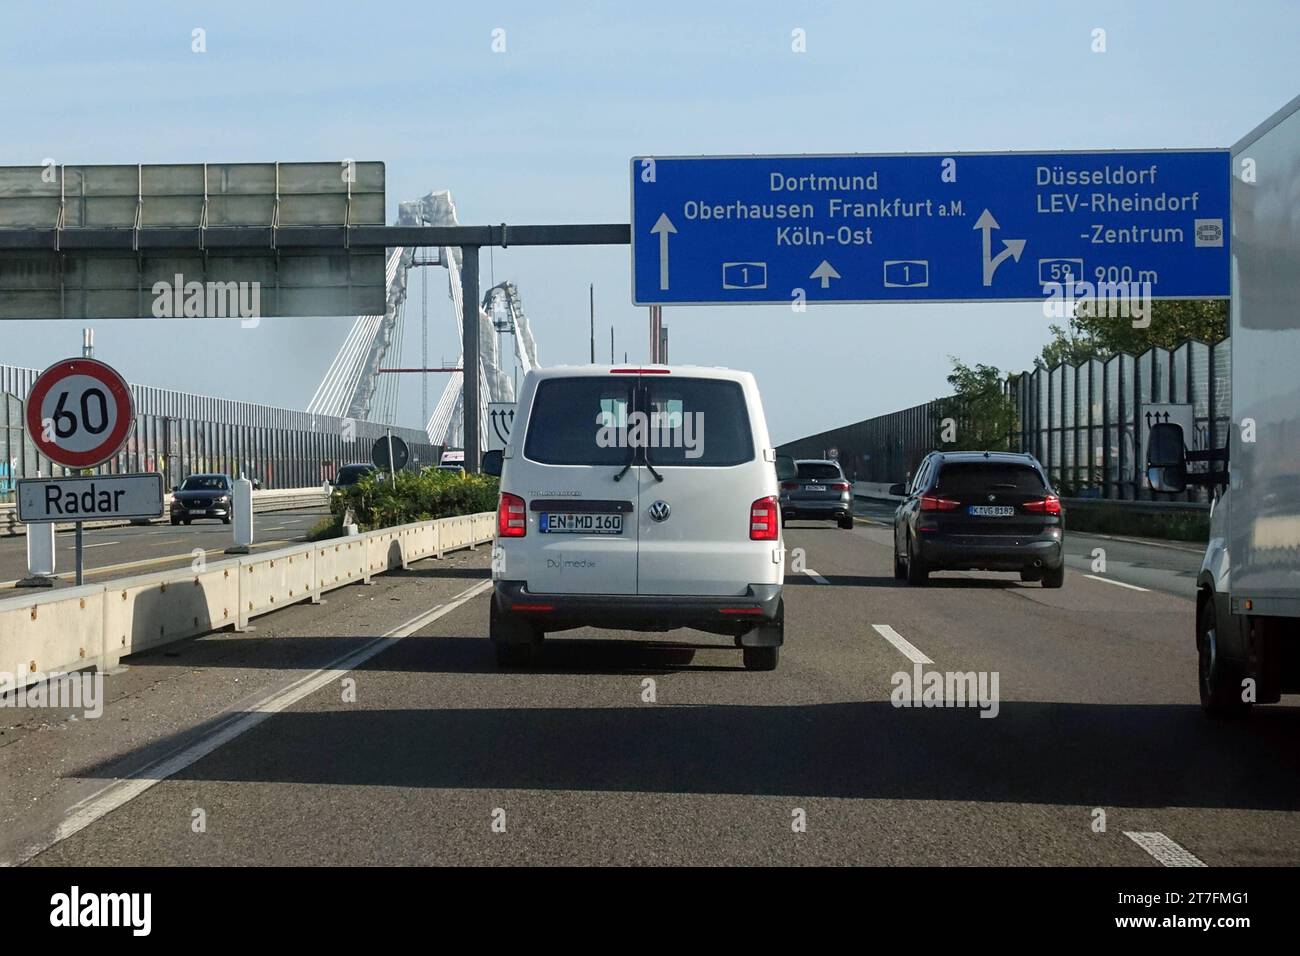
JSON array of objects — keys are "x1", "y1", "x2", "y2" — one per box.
[
  {"x1": 1146, "y1": 94, "x2": 1300, "y2": 716},
  {"x1": 483, "y1": 365, "x2": 796, "y2": 670}
]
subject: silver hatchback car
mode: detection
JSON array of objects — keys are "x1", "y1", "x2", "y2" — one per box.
[{"x1": 780, "y1": 459, "x2": 853, "y2": 529}]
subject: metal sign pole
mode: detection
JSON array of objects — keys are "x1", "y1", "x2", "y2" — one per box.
[
  {"x1": 74, "y1": 456, "x2": 89, "y2": 586},
  {"x1": 461, "y1": 246, "x2": 481, "y2": 473},
  {"x1": 386, "y1": 428, "x2": 396, "y2": 488}
]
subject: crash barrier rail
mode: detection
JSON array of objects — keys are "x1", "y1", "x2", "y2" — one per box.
[
  {"x1": 852, "y1": 481, "x2": 1209, "y2": 515},
  {"x1": 0, "y1": 511, "x2": 496, "y2": 693},
  {"x1": 0, "y1": 487, "x2": 330, "y2": 538}
]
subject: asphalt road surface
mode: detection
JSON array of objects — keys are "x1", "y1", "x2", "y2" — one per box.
[
  {"x1": 4, "y1": 514, "x2": 1297, "y2": 867},
  {"x1": 0, "y1": 509, "x2": 326, "y2": 588}
]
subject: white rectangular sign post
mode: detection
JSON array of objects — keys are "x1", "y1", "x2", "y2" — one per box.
[
  {"x1": 18, "y1": 474, "x2": 164, "y2": 523},
  {"x1": 487, "y1": 402, "x2": 516, "y2": 452}
]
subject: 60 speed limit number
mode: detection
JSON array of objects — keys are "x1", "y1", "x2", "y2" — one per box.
[{"x1": 24, "y1": 358, "x2": 135, "y2": 469}]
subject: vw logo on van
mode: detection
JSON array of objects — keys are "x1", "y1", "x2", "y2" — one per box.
[{"x1": 648, "y1": 500, "x2": 671, "y2": 522}]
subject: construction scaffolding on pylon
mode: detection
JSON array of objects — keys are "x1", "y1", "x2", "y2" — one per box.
[{"x1": 306, "y1": 191, "x2": 538, "y2": 454}]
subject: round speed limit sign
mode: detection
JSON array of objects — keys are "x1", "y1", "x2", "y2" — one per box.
[{"x1": 25, "y1": 357, "x2": 135, "y2": 469}]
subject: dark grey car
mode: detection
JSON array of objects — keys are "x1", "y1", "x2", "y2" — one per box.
[
  {"x1": 170, "y1": 473, "x2": 234, "y2": 525},
  {"x1": 780, "y1": 459, "x2": 854, "y2": 529},
  {"x1": 892, "y1": 451, "x2": 1065, "y2": 587}
]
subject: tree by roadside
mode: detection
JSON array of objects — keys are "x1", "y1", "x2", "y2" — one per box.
[
  {"x1": 932, "y1": 359, "x2": 1018, "y2": 452},
  {"x1": 1036, "y1": 299, "x2": 1227, "y2": 368}
]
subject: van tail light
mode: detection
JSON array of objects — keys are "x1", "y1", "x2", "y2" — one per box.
[
  {"x1": 780, "y1": 481, "x2": 799, "y2": 491},
  {"x1": 919, "y1": 494, "x2": 960, "y2": 512},
  {"x1": 1021, "y1": 494, "x2": 1062, "y2": 515},
  {"x1": 497, "y1": 492, "x2": 527, "y2": 537},
  {"x1": 829, "y1": 481, "x2": 850, "y2": 492},
  {"x1": 750, "y1": 496, "x2": 780, "y2": 540}
]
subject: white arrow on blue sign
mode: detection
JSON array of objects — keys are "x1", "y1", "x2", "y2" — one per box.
[{"x1": 630, "y1": 150, "x2": 1230, "y2": 306}]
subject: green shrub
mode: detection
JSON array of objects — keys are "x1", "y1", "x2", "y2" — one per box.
[
  {"x1": 306, "y1": 514, "x2": 346, "y2": 541},
  {"x1": 1062, "y1": 502, "x2": 1209, "y2": 542},
  {"x1": 330, "y1": 468, "x2": 499, "y2": 531}
]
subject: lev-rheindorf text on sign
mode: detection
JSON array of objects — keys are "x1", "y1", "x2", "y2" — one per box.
[
  {"x1": 18, "y1": 474, "x2": 164, "y2": 523},
  {"x1": 630, "y1": 150, "x2": 1230, "y2": 305}
]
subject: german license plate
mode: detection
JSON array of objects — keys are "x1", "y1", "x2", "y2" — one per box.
[
  {"x1": 806, "y1": 485, "x2": 825, "y2": 491},
  {"x1": 968, "y1": 505, "x2": 1015, "y2": 517},
  {"x1": 540, "y1": 512, "x2": 623, "y2": 534}
]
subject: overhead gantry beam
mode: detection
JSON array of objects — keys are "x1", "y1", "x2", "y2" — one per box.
[{"x1": 0, "y1": 223, "x2": 631, "y2": 251}]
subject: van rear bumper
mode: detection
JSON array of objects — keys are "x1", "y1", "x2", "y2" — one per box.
[{"x1": 493, "y1": 580, "x2": 783, "y2": 641}]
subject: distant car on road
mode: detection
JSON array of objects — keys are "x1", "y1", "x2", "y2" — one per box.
[
  {"x1": 892, "y1": 451, "x2": 1064, "y2": 587},
  {"x1": 436, "y1": 463, "x2": 466, "y2": 475},
  {"x1": 780, "y1": 459, "x2": 853, "y2": 529},
  {"x1": 333, "y1": 463, "x2": 378, "y2": 489},
  {"x1": 170, "y1": 473, "x2": 234, "y2": 525}
]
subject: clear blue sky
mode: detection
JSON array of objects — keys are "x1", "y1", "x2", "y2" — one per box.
[{"x1": 2, "y1": 1, "x2": 1296, "y2": 443}]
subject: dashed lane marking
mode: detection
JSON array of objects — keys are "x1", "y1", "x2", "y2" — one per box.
[
  {"x1": 1123, "y1": 831, "x2": 1207, "y2": 867},
  {"x1": 1084, "y1": 574, "x2": 1150, "y2": 592},
  {"x1": 871, "y1": 623, "x2": 934, "y2": 665}
]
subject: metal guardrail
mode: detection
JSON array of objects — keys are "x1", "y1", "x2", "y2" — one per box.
[
  {"x1": 1061, "y1": 496, "x2": 1209, "y2": 515},
  {"x1": 0, "y1": 511, "x2": 496, "y2": 693},
  {"x1": 0, "y1": 487, "x2": 329, "y2": 537}
]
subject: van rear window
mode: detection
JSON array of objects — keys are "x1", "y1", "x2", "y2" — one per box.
[
  {"x1": 643, "y1": 379, "x2": 753, "y2": 467},
  {"x1": 524, "y1": 379, "x2": 636, "y2": 466},
  {"x1": 523, "y1": 376, "x2": 754, "y2": 467}
]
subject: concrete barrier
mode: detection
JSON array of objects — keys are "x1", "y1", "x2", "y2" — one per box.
[
  {"x1": 315, "y1": 537, "x2": 370, "y2": 590},
  {"x1": 440, "y1": 515, "x2": 473, "y2": 552},
  {"x1": 237, "y1": 546, "x2": 319, "y2": 629},
  {"x1": 853, "y1": 481, "x2": 902, "y2": 503},
  {"x1": 0, "y1": 511, "x2": 494, "y2": 692},
  {"x1": 102, "y1": 565, "x2": 241, "y2": 666},
  {"x1": 0, "y1": 583, "x2": 106, "y2": 677}
]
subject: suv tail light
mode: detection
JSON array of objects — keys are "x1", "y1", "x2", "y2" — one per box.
[
  {"x1": 780, "y1": 481, "x2": 799, "y2": 491},
  {"x1": 829, "y1": 481, "x2": 850, "y2": 492},
  {"x1": 919, "y1": 494, "x2": 960, "y2": 512},
  {"x1": 1021, "y1": 494, "x2": 1062, "y2": 515},
  {"x1": 497, "y1": 492, "x2": 527, "y2": 537},
  {"x1": 750, "y1": 496, "x2": 779, "y2": 540}
]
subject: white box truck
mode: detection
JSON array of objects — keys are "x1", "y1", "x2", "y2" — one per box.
[{"x1": 1147, "y1": 94, "x2": 1300, "y2": 716}]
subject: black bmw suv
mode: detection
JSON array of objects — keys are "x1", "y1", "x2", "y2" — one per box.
[{"x1": 891, "y1": 451, "x2": 1065, "y2": 587}]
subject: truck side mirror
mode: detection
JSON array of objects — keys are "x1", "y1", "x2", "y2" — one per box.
[
  {"x1": 888, "y1": 482, "x2": 906, "y2": 496},
  {"x1": 775, "y1": 455, "x2": 797, "y2": 482},
  {"x1": 1146, "y1": 421, "x2": 1188, "y2": 493},
  {"x1": 482, "y1": 449, "x2": 504, "y2": 477}
]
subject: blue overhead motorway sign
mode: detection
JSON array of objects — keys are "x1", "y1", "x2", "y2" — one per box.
[{"x1": 630, "y1": 151, "x2": 1230, "y2": 305}]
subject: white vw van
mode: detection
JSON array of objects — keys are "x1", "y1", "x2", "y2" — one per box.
[{"x1": 483, "y1": 365, "x2": 794, "y2": 670}]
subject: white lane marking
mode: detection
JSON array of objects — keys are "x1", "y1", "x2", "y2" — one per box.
[
  {"x1": 802, "y1": 568, "x2": 829, "y2": 585},
  {"x1": 1123, "y1": 831, "x2": 1206, "y2": 867},
  {"x1": 871, "y1": 624, "x2": 933, "y2": 665},
  {"x1": 82, "y1": 541, "x2": 121, "y2": 549},
  {"x1": 4, "y1": 578, "x2": 492, "y2": 867},
  {"x1": 1084, "y1": 574, "x2": 1149, "y2": 592}
]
